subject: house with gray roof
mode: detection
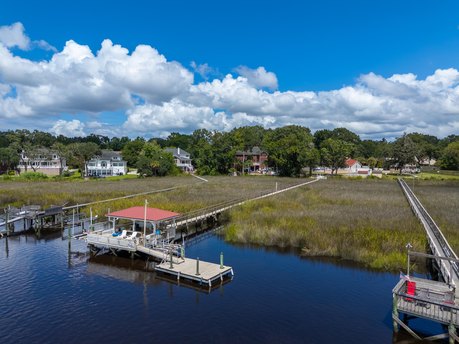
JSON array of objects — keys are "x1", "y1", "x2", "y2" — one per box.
[
  {"x1": 164, "y1": 147, "x2": 193, "y2": 172},
  {"x1": 86, "y1": 150, "x2": 127, "y2": 177}
]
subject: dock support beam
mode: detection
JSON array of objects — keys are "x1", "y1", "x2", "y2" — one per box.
[
  {"x1": 392, "y1": 293, "x2": 399, "y2": 333},
  {"x1": 449, "y1": 323, "x2": 458, "y2": 344},
  {"x1": 5, "y1": 206, "x2": 9, "y2": 236}
]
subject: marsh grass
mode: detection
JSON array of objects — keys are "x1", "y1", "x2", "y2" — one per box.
[
  {"x1": 0, "y1": 175, "x2": 301, "y2": 212},
  {"x1": 412, "y1": 180, "x2": 459, "y2": 254},
  {"x1": 226, "y1": 178, "x2": 425, "y2": 271}
]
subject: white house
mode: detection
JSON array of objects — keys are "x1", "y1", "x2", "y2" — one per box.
[
  {"x1": 18, "y1": 148, "x2": 66, "y2": 176},
  {"x1": 164, "y1": 147, "x2": 194, "y2": 172},
  {"x1": 345, "y1": 159, "x2": 362, "y2": 174},
  {"x1": 86, "y1": 150, "x2": 127, "y2": 177},
  {"x1": 344, "y1": 158, "x2": 372, "y2": 176}
]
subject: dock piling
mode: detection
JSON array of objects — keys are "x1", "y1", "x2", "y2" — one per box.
[
  {"x1": 169, "y1": 250, "x2": 173, "y2": 269},
  {"x1": 196, "y1": 257, "x2": 200, "y2": 276},
  {"x1": 220, "y1": 252, "x2": 224, "y2": 269},
  {"x1": 5, "y1": 206, "x2": 10, "y2": 236}
]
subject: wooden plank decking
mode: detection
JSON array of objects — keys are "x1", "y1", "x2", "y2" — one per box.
[{"x1": 156, "y1": 258, "x2": 233, "y2": 286}]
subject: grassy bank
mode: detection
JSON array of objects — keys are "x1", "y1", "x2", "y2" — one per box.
[
  {"x1": 225, "y1": 178, "x2": 425, "y2": 271},
  {"x1": 412, "y1": 180, "x2": 459, "y2": 254},
  {"x1": 0, "y1": 175, "x2": 301, "y2": 213}
]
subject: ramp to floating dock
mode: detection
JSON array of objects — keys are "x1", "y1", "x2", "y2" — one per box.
[{"x1": 155, "y1": 258, "x2": 233, "y2": 286}]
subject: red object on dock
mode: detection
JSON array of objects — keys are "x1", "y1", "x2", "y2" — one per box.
[{"x1": 406, "y1": 281, "x2": 416, "y2": 301}]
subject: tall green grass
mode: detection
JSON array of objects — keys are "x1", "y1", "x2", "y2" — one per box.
[
  {"x1": 226, "y1": 178, "x2": 425, "y2": 271},
  {"x1": 413, "y1": 180, "x2": 459, "y2": 254}
]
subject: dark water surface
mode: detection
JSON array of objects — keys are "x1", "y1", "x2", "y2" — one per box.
[{"x1": 0, "y1": 232, "x2": 436, "y2": 343}]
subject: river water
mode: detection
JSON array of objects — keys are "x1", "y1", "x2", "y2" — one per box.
[{"x1": 0, "y1": 231, "x2": 440, "y2": 343}]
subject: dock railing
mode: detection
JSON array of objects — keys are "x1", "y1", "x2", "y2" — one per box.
[
  {"x1": 393, "y1": 277, "x2": 459, "y2": 325},
  {"x1": 399, "y1": 178, "x2": 459, "y2": 285}
]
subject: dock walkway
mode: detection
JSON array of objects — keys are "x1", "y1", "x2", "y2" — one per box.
[{"x1": 394, "y1": 178, "x2": 459, "y2": 342}]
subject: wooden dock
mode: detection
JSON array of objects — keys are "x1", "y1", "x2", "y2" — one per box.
[
  {"x1": 394, "y1": 179, "x2": 459, "y2": 342},
  {"x1": 86, "y1": 229, "x2": 232, "y2": 287},
  {"x1": 156, "y1": 257, "x2": 233, "y2": 287}
]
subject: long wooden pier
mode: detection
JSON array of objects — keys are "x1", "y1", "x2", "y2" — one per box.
[
  {"x1": 394, "y1": 178, "x2": 459, "y2": 342},
  {"x1": 171, "y1": 178, "x2": 320, "y2": 233}
]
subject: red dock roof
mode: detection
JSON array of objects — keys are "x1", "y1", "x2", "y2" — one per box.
[{"x1": 107, "y1": 206, "x2": 180, "y2": 222}]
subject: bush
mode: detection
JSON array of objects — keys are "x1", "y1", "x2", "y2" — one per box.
[{"x1": 19, "y1": 172, "x2": 49, "y2": 180}]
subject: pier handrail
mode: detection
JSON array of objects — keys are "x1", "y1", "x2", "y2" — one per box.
[
  {"x1": 398, "y1": 178, "x2": 459, "y2": 282},
  {"x1": 393, "y1": 279, "x2": 459, "y2": 311}
]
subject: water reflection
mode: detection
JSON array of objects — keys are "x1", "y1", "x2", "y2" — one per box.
[{"x1": 0, "y1": 231, "x2": 440, "y2": 344}]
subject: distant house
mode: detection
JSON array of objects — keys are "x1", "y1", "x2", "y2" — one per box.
[
  {"x1": 235, "y1": 146, "x2": 268, "y2": 173},
  {"x1": 344, "y1": 159, "x2": 372, "y2": 176},
  {"x1": 345, "y1": 159, "x2": 362, "y2": 174},
  {"x1": 86, "y1": 150, "x2": 127, "y2": 177},
  {"x1": 18, "y1": 148, "x2": 66, "y2": 176},
  {"x1": 164, "y1": 147, "x2": 194, "y2": 172}
]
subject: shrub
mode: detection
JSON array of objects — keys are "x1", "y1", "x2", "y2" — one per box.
[{"x1": 19, "y1": 172, "x2": 49, "y2": 180}]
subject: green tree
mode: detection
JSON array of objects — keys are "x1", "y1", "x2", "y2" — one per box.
[
  {"x1": 0, "y1": 147, "x2": 19, "y2": 174},
  {"x1": 121, "y1": 138, "x2": 145, "y2": 167},
  {"x1": 108, "y1": 136, "x2": 130, "y2": 151},
  {"x1": 137, "y1": 141, "x2": 176, "y2": 176},
  {"x1": 67, "y1": 142, "x2": 101, "y2": 176},
  {"x1": 300, "y1": 146, "x2": 320, "y2": 176},
  {"x1": 263, "y1": 125, "x2": 314, "y2": 176},
  {"x1": 439, "y1": 142, "x2": 459, "y2": 170},
  {"x1": 164, "y1": 132, "x2": 193, "y2": 151},
  {"x1": 189, "y1": 129, "x2": 218, "y2": 175},
  {"x1": 392, "y1": 134, "x2": 419, "y2": 174},
  {"x1": 51, "y1": 142, "x2": 70, "y2": 175},
  {"x1": 320, "y1": 138, "x2": 353, "y2": 175}
]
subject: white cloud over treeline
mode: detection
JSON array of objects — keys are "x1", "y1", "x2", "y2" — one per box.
[{"x1": 0, "y1": 22, "x2": 458, "y2": 139}]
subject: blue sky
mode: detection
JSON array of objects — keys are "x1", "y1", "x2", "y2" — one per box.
[{"x1": 1, "y1": 0, "x2": 459, "y2": 139}]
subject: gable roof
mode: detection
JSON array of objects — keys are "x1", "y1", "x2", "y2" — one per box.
[
  {"x1": 107, "y1": 206, "x2": 180, "y2": 222},
  {"x1": 89, "y1": 150, "x2": 124, "y2": 161},
  {"x1": 164, "y1": 147, "x2": 190, "y2": 158},
  {"x1": 345, "y1": 159, "x2": 360, "y2": 167}
]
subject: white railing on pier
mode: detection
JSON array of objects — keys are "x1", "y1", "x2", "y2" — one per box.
[{"x1": 398, "y1": 178, "x2": 459, "y2": 286}]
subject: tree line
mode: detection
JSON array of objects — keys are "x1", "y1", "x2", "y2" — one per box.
[{"x1": 0, "y1": 127, "x2": 458, "y2": 177}]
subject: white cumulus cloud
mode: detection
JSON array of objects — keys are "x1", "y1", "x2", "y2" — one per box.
[
  {"x1": 234, "y1": 65, "x2": 278, "y2": 90},
  {"x1": 0, "y1": 22, "x2": 30, "y2": 49},
  {"x1": 50, "y1": 119, "x2": 86, "y2": 137},
  {"x1": 1, "y1": 22, "x2": 459, "y2": 140}
]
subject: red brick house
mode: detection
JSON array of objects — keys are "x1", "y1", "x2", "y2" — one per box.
[{"x1": 235, "y1": 146, "x2": 268, "y2": 173}]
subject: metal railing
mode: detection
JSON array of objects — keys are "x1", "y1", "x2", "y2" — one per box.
[
  {"x1": 398, "y1": 178, "x2": 459, "y2": 281},
  {"x1": 393, "y1": 279, "x2": 459, "y2": 325}
]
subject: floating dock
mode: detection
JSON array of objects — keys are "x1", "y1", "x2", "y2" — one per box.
[
  {"x1": 156, "y1": 257, "x2": 233, "y2": 287},
  {"x1": 87, "y1": 229, "x2": 233, "y2": 287},
  {"x1": 85, "y1": 205, "x2": 233, "y2": 288}
]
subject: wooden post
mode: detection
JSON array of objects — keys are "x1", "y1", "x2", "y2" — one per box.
[
  {"x1": 169, "y1": 250, "x2": 173, "y2": 269},
  {"x1": 220, "y1": 252, "x2": 224, "y2": 269},
  {"x1": 60, "y1": 212, "x2": 64, "y2": 232},
  {"x1": 181, "y1": 247, "x2": 185, "y2": 259},
  {"x1": 449, "y1": 323, "x2": 456, "y2": 344},
  {"x1": 143, "y1": 199, "x2": 148, "y2": 243},
  {"x1": 392, "y1": 293, "x2": 399, "y2": 333},
  {"x1": 196, "y1": 257, "x2": 200, "y2": 276},
  {"x1": 5, "y1": 206, "x2": 9, "y2": 236}
]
